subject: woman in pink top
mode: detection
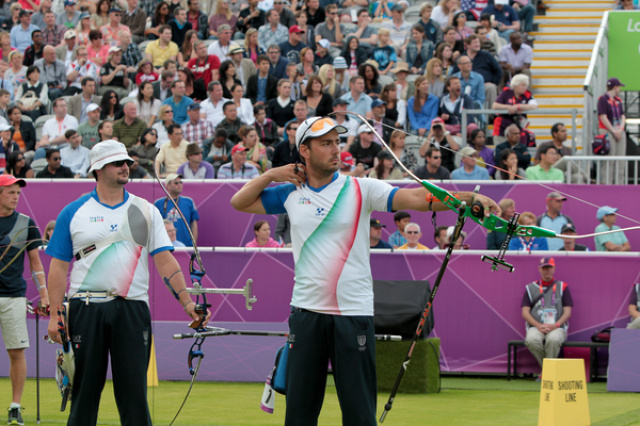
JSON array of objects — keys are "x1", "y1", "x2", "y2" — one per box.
[
  {"x1": 245, "y1": 221, "x2": 282, "y2": 248},
  {"x1": 86, "y1": 29, "x2": 110, "y2": 67}
]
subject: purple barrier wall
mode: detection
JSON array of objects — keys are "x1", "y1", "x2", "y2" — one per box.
[
  {"x1": 18, "y1": 250, "x2": 638, "y2": 381},
  {"x1": 16, "y1": 180, "x2": 640, "y2": 251}
]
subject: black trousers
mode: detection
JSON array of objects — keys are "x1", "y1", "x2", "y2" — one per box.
[
  {"x1": 67, "y1": 298, "x2": 152, "y2": 426},
  {"x1": 285, "y1": 309, "x2": 377, "y2": 426}
]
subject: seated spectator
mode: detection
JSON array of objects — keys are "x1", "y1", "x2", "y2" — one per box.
[
  {"x1": 164, "y1": 219, "x2": 186, "y2": 247},
  {"x1": 99, "y1": 46, "x2": 130, "y2": 98},
  {"x1": 442, "y1": 26, "x2": 463, "y2": 60},
  {"x1": 99, "y1": 90, "x2": 124, "y2": 122},
  {"x1": 153, "y1": 70, "x2": 175, "y2": 103},
  {"x1": 59, "y1": 129, "x2": 90, "y2": 178},
  {"x1": 100, "y1": 7, "x2": 131, "y2": 47},
  {"x1": 341, "y1": 36, "x2": 367, "y2": 77},
  {"x1": 388, "y1": 211, "x2": 411, "y2": 248},
  {"x1": 388, "y1": 130, "x2": 416, "y2": 174},
  {"x1": 408, "y1": 76, "x2": 439, "y2": 136},
  {"x1": 177, "y1": 143, "x2": 214, "y2": 179},
  {"x1": 239, "y1": 124, "x2": 269, "y2": 174},
  {"x1": 207, "y1": 24, "x2": 233, "y2": 62},
  {"x1": 245, "y1": 220, "x2": 282, "y2": 248},
  {"x1": 498, "y1": 31, "x2": 532, "y2": 82},
  {"x1": 348, "y1": 124, "x2": 382, "y2": 170},
  {"x1": 525, "y1": 145, "x2": 564, "y2": 181},
  {"x1": 200, "y1": 82, "x2": 228, "y2": 129},
  {"x1": 369, "y1": 150, "x2": 403, "y2": 180},
  {"x1": 208, "y1": 0, "x2": 238, "y2": 38},
  {"x1": 432, "y1": 225, "x2": 448, "y2": 250},
  {"x1": 243, "y1": 28, "x2": 265, "y2": 65},
  {"x1": 237, "y1": 0, "x2": 266, "y2": 37},
  {"x1": 134, "y1": 82, "x2": 162, "y2": 128},
  {"x1": 56, "y1": 30, "x2": 78, "y2": 70},
  {"x1": 258, "y1": 10, "x2": 288, "y2": 50},
  {"x1": 431, "y1": 0, "x2": 458, "y2": 32},
  {"x1": 359, "y1": 63, "x2": 382, "y2": 97},
  {"x1": 406, "y1": 25, "x2": 434, "y2": 76},
  {"x1": 495, "y1": 148, "x2": 526, "y2": 180},
  {"x1": 6, "y1": 51, "x2": 27, "y2": 95},
  {"x1": 118, "y1": 31, "x2": 143, "y2": 75},
  {"x1": 273, "y1": 0, "x2": 295, "y2": 29},
  {"x1": 444, "y1": 225, "x2": 468, "y2": 249},
  {"x1": 452, "y1": 11, "x2": 473, "y2": 41},
  {"x1": 217, "y1": 143, "x2": 260, "y2": 179},
  {"x1": 414, "y1": 147, "x2": 451, "y2": 180},
  {"x1": 35, "y1": 148, "x2": 75, "y2": 178},
  {"x1": 267, "y1": 80, "x2": 295, "y2": 133},
  {"x1": 145, "y1": 25, "x2": 179, "y2": 68},
  {"x1": 319, "y1": 64, "x2": 343, "y2": 100},
  {"x1": 253, "y1": 105, "x2": 278, "y2": 148},
  {"x1": 627, "y1": 283, "x2": 640, "y2": 330},
  {"x1": 302, "y1": 75, "x2": 333, "y2": 118},
  {"x1": 247, "y1": 55, "x2": 277, "y2": 105},
  {"x1": 397, "y1": 222, "x2": 429, "y2": 250},
  {"x1": 229, "y1": 44, "x2": 255, "y2": 90},
  {"x1": 314, "y1": 4, "x2": 344, "y2": 55},
  {"x1": 0, "y1": 123, "x2": 19, "y2": 173},
  {"x1": 5, "y1": 151, "x2": 34, "y2": 179},
  {"x1": 332, "y1": 99, "x2": 357, "y2": 148},
  {"x1": 418, "y1": 117, "x2": 458, "y2": 171},
  {"x1": 122, "y1": 0, "x2": 147, "y2": 44},
  {"x1": 112, "y1": 102, "x2": 148, "y2": 148},
  {"x1": 481, "y1": 0, "x2": 520, "y2": 40},
  {"x1": 154, "y1": 173, "x2": 199, "y2": 246},
  {"x1": 216, "y1": 101, "x2": 246, "y2": 144},
  {"x1": 425, "y1": 57, "x2": 445, "y2": 98},
  {"x1": 98, "y1": 119, "x2": 114, "y2": 142},
  {"x1": 144, "y1": 1, "x2": 170, "y2": 39},
  {"x1": 487, "y1": 198, "x2": 516, "y2": 250},
  {"x1": 130, "y1": 128, "x2": 160, "y2": 176},
  {"x1": 230, "y1": 84, "x2": 255, "y2": 126},
  {"x1": 65, "y1": 45, "x2": 98, "y2": 97},
  {"x1": 15, "y1": 65, "x2": 48, "y2": 121},
  {"x1": 534, "y1": 123, "x2": 572, "y2": 163},
  {"x1": 314, "y1": 39, "x2": 333, "y2": 68},
  {"x1": 477, "y1": 14, "x2": 506, "y2": 54},
  {"x1": 272, "y1": 121, "x2": 300, "y2": 168},
  {"x1": 508, "y1": 211, "x2": 548, "y2": 251},
  {"x1": 417, "y1": 3, "x2": 443, "y2": 46},
  {"x1": 468, "y1": 129, "x2": 495, "y2": 175},
  {"x1": 371, "y1": 29, "x2": 397, "y2": 76},
  {"x1": 86, "y1": 29, "x2": 110, "y2": 67},
  {"x1": 438, "y1": 75, "x2": 476, "y2": 137},
  {"x1": 279, "y1": 26, "x2": 307, "y2": 66},
  {"x1": 558, "y1": 223, "x2": 589, "y2": 252},
  {"x1": 162, "y1": 80, "x2": 194, "y2": 125},
  {"x1": 340, "y1": 75, "x2": 372, "y2": 119},
  {"x1": 135, "y1": 60, "x2": 160, "y2": 86},
  {"x1": 494, "y1": 124, "x2": 531, "y2": 171},
  {"x1": 594, "y1": 206, "x2": 631, "y2": 252},
  {"x1": 169, "y1": 7, "x2": 192, "y2": 48},
  {"x1": 381, "y1": 4, "x2": 412, "y2": 55},
  {"x1": 204, "y1": 128, "x2": 234, "y2": 176},
  {"x1": 152, "y1": 104, "x2": 176, "y2": 147},
  {"x1": 34, "y1": 45, "x2": 67, "y2": 101},
  {"x1": 10, "y1": 10, "x2": 39, "y2": 53},
  {"x1": 369, "y1": 99, "x2": 395, "y2": 145},
  {"x1": 182, "y1": 103, "x2": 215, "y2": 148},
  {"x1": 453, "y1": 55, "x2": 485, "y2": 109},
  {"x1": 36, "y1": 98, "x2": 79, "y2": 160},
  {"x1": 451, "y1": 146, "x2": 490, "y2": 180},
  {"x1": 370, "y1": 218, "x2": 393, "y2": 249},
  {"x1": 155, "y1": 123, "x2": 188, "y2": 177},
  {"x1": 7, "y1": 107, "x2": 36, "y2": 155},
  {"x1": 338, "y1": 151, "x2": 366, "y2": 177},
  {"x1": 492, "y1": 73, "x2": 537, "y2": 145}
]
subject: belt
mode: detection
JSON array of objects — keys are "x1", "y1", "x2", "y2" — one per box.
[
  {"x1": 291, "y1": 306, "x2": 310, "y2": 313},
  {"x1": 70, "y1": 291, "x2": 119, "y2": 305}
]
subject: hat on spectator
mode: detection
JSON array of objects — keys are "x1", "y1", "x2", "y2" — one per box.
[
  {"x1": 370, "y1": 218, "x2": 386, "y2": 228},
  {"x1": 607, "y1": 78, "x2": 625, "y2": 89},
  {"x1": 357, "y1": 123, "x2": 373, "y2": 134},
  {"x1": 364, "y1": 59, "x2": 379, "y2": 69},
  {"x1": 431, "y1": 117, "x2": 445, "y2": 128},
  {"x1": 229, "y1": 44, "x2": 245, "y2": 54},
  {"x1": 0, "y1": 175, "x2": 25, "y2": 188},
  {"x1": 333, "y1": 98, "x2": 348, "y2": 107},
  {"x1": 86, "y1": 103, "x2": 100, "y2": 113},
  {"x1": 88, "y1": 140, "x2": 133, "y2": 173},
  {"x1": 18, "y1": 10, "x2": 31, "y2": 17},
  {"x1": 188, "y1": 103, "x2": 201, "y2": 111},
  {"x1": 560, "y1": 223, "x2": 576, "y2": 234},
  {"x1": 495, "y1": 0, "x2": 509, "y2": 5},
  {"x1": 164, "y1": 173, "x2": 183, "y2": 185},
  {"x1": 108, "y1": 46, "x2": 122, "y2": 54},
  {"x1": 64, "y1": 0, "x2": 76, "y2": 6},
  {"x1": 289, "y1": 25, "x2": 304, "y2": 34},
  {"x1": 371, "y1": 99, "x2": 386, "y2": 108},
  {"x1": 391, "y1": 62, "x2": 409, "y2": 74},
  {"x1": 317, "y1": 39, "x2": 330, "y2": 49},
  {"x1": 0, "y1": 123, "x2": 13, "y2": 132},
  {"x1": 546, "y1": 191, "x2": 566, "y2": 201},
  {"x1": 79, "y1": 11, "x2": 90, "y2": 19},
  {"x1": 340, "y1": 152, "x2": 354, "y2": 167},
  {"x1": 64, "y1": 30, "x2": 76, "y2": 40},
  {"x1": 459, "y1": 146, "x2": 477, "y2": 158},
  {"x1": 446, "y1": 225, "x2": 467, "y2": 242},
  {"x1": 333, "y1": 56, "x2": 348, "y2": 70},
  {"x1": 296, "y1": 117, "x2": 348, "y2": 149},
  {"x1": 391, "y1": 4, "x2": 404, "y2": 11},
  {"x1": 453, "y1": 10, "x2": 466, "y2": 20},
  {"x1": 539, "y1": 257, "x2": 555, "y2": 267},
  {"x1": 597, "y1": 206, "x2": 618, "y2": 221},
  {"x1": 231, "y1": 144, "x2": 248, "y2": 155},
  {"x1": 109, "y1": 6, "x2": 123, "y2": 13}
]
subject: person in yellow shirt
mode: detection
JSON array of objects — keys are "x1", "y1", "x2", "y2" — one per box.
[
  {"x1": 145, "y1": 25, "x2": 179, "y2": 68},
  {"x1": 397, "y1": 222, "x2": 430, "y2": 251}
]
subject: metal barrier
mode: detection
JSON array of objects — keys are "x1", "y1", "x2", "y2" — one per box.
[
  {"x1": 583, "y1": 11, "x2": 610, "y2": 153},
  {"x1": 559, "y1": 155, "x2": 640, "y2": 185},
  {"x1": 460, "y1": 108, "x2": 581, "y2": 152}
]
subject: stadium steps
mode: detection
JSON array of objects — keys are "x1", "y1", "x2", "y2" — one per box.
[{"x1": 528, "y1": 0, "x2": 615, "y2": 151}]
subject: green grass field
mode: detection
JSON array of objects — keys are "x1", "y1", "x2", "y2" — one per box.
[{"x1": 2, "y1": 377, "x2": 639, "y2": 425}]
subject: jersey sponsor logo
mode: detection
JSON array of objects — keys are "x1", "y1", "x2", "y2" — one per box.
[
  {"x1": 110, "y1": 224, "x2": 118, "y2": 233},
  {"x1": 89, "y1": 216, "x2": 105, "y2": 222},
  {"x1": 298, "y1": 196, "x2": 311, "y2": 205},
  {"x1": 315, "y1": 207, "x2": 326, "y2": 217}
]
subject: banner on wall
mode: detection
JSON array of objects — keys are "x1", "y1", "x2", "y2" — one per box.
[{"x1": 609, "y1": 11, "x2": 640, "y2": 91}]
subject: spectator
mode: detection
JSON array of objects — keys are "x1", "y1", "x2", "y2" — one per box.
[
  {"x1": 319, "y1": 64, "x2": 343, "y2": 100},
  {"x1": 452, "y1": 11, "x2": 473, "y2": 41},
  {"x1": 204, "y1": 128, "x2": 233, "y2": 176},
  {"x1": 258, "y1": 10, "x2": 288, "y2": 50},
  {"x1": 468, "y1": 129, "x2": 495, "y2": 174},
  {"x1": 273, "y1": 0, "x2": 296, "y2": 28},
  {"x1": 86, "y1": 29, "x2": 109, "y2": 67},
  {"x1": 341, "y1": 35, "x2": 367, "y2": 77},
  {"x1": 5, "y1": 150, "x2": 33, "y2": 178},
  {"x1": 122, "y1": 0, "x2": 146, "y2": 43},
  {"x1": 388, "y1": 130, "x2": 416, "y2": 173},
  {"x1": 482, "y1": 0, "x2": 520, "y2": 40},
  {"x1": 272, "y1": 120, "x2": 300, "y2": 168},
  {"x1": 169, "y1": 7, "x2": 192, "y2": 48},
  {"x1": 219, "y1": 60, "x2": 241, "y2": 99},
  {"x1": 243, "y1": 28, "x2": 264, "y2": 65},
  {"x1": 379, "y1": 84, "x2": 406, "y2": 130},
  {"x1": 338, "y1": 151, "x2": 366, "y2": 177},
  {"x1": 535, "y1": 123, "x2": 572, "y2": 163},
  {"x1": 558, "y1": 223, "x2": 589, "y2": 252},
  {"x1": 451, "y1": 146, "x2": 490, "y2": 180},
  {"x1": 332, "y1": 98, "x2": 358, "y2": 148},
  {"x1": 452, "y1": 34, "x2": 501, "y2": 108},
  {"x1": 208, "y1": 0, "x2": 238, "y2": 38},
  {"x1": 216, "y1": 101, "x2": 246, "y2": 144},
  {"x1": 408, "y1": 76, "x2": 439, "y2": 136},
  {"x1": 198, "y1": 82, "x2": 226, "y2": 129},
  {"x1": 431, "y1": 0, "x2": 459, "y2": 29},
  {"x1": 112, "y1": 102, "x2": 148, "y2": 148},
  {"x1": 617, "y1": 0, "x2": 640, "y2": 9},
  {"x1": 493, "y1": 74, "x2": 537, "y2": 142},
  {"x1": 32, "y1": 0, "x2": 51, "y2": 30},
  {"x1": 239, "y1": 124, "x2": 269, "y2": 173},
  {"x1": 521, "y1": 257, "x2": 572, "y2": 372},
  {"x1": 237, "y1": 0, "x2": 265, "y2": 35},
  {"x1": 246, "y1": 55, "x2": 277, "y2": 105},
  {"x1": 65, "y1": 47, "x2": 98, "y2": 99},
  {"x1": 56, "y1": 30, "x2": 76, "y2": 68},
  {"x1": 245, "y1": 220, "x2": 281, "y2": 248},
  {"x1": 98, "y1": 119, "x2": 114, "y2": 142},
  {"x1": 406, "y1": 25, "x2": 434, "y2": 75},
  {"x1": 434, "y1": 38, "x2": 455, "y2": 76},
  {"x1": 34, "y1": 46, "x2": 67, "y2": 101},
  {"x1": 36, "y1": 98, "x2": 78, "y2": 159},
  {"x1": 42, "y1": 11, "x2": 66, "y2": 47},
  {"x1": 594, "y1": 206, "x2": 631, "y2": 252},
  {"x1": 525, "y1": 145, "x2": 564, "y2": 182},
  {"x1": 0, "y1": 123, "x2": 19, "y2": 172},
  {"x1": 626, "y1": 283, "x2": 640, "y2": 329},
  {"x1": 371, "y1": 28, "x2": 397, "y2": 75},
  {"x1": 388, "y1": 211, "x2": 411, "y2": 248},
  {"x1": 217, "y1": 143, "x2": 260, "y2": 179},
  {"x1": 340, "y1": 75, "x2": 372, "y2": 119},
  {"x1": 164, "y1": 219, "x2": 185, "y2": 247},
  {"x1": 264, "y1": 44, "x2": 287, "y2": 81},
  {"x1": 57, "y1": 0, "x2": 81, "y2": 30},
  {"x1": 10, "y1": 10, "x2": 38, "y2": 53},
  {"x1": 7, "y1": 106, "x2": 36, "y2": 155},
  {"x1": 442, "y1": 26, "x2": 464, "y2": 59},
  {"x1": 359, "y1": 63, "x2": 382, "y2": 97},
  {"x1": 499, "y1": 31, "x2": 532, "y2": 85},
  {"x1": 100, "y1": 7, "x2": 131, "y2": 47},
  {"x1": 438, "y1": 75, "x2": 476, "y2": 137},
  {"x1": 349, "y1": 124, "x2": 382, "y2": 170},
  {"x1": 370, "y1": 218, "x2": 393, "y2": 249},
  {"x1": 487, "y1": 198, "x2": 516, "y2": 250},
  {"x1": 267, "y1": 79, "x2": 295, "y2": 132},
  {"x1": 383, "y1": 4, "x2": 413, "y2": 54},
  {"x1": 99, "y1": 89, "x2": 124, "y2": 122},
  {"x1": 145, "y1": 25, "x2": 179, "y2": 68},
  {"x1": 495, "y1": 148, "x2": 525, "y2": 181},
  {"x1": 295, "y1": 10, "x2": 315, "y2": 53},
  {"x1": 15, "y1": 65, "x2": 48, "y2": 121},
  {"x1": 315, "y1": 4, "x2": 344, "y2": 55},
  {"x1": 6, "y1": 51, "x2": 27, "y2": 94},
  {"x1": 369, "y1": 150, "x2": 403, "y2": 180},
  {"x1": 162, "y1": 80, "x2": 194, "y2": 125},
  {"x1": 474, "y1": 23, "x2": 499, "y2": 55},
  {"x1": 344, "y1": 9, "x2": 378, "y2": 47},
  {"x1": 99, "y1": 46, "x2": 130, "y2": 98},
  {"x1": 597, "y1": 77, "x2": 626, "y2": 184},
  {"x1": 297, "y1": 47, "x2": 318, "y2": 79},
  {"x1": 444, "y1": 225, "x2": 468, "y2": 249},
  {"x1": 69, "y1": 77, "x2": 102, "y2": 125},
  {"x1": 509, "y1": 211, "x2": 548, "y2": 251},
  {"x1": 133, "y1": 82, "x2": 160, "y2": 128},
  {"x1": 35, "y1": 147, "x2": 75, "y2": 178},
  {"x1": 92, "y1": 0, "x2": 112, "y2": 34},
  {"x1": 207, "y1": 23, "x2": 233, "y2": 62},
  {"x1": 182, "y1": 103, "x2": 215, "y2": 147},
  {"x1": 494, "y1": 124, "x2": 531, "y2": 171},
  {"x1": 155, "y1": 123, "x2": 189, "y2": 176},
  {"x1": 130, "y1": 128, "x2": 159, "y2": 176},
  {"x1": 433, "y1": 225, "x2": 448, "y2": 250},
  {"x1": 77, "y1": 103, "x2": 101, "y2": 149},
  {"x1": 302, "y1": 75, "x2": 333, "y2": 118},
  {"x1": 368, "y1": 98, "x2": 394, "y2": 145},
  {"x1": 154, "y1": 173, "x2": 199, "y2": 246},
  {"x1": 418, "y1": 117, "x2": 458, "y2": 171},
  {"x1": 453, "y1": 55, "x2": 485, "y2": 109},
  {"x1": 135, "y1": 60, "x2": 160, "y2": 86},
  {"x1": 425, "y1": 57, "x2": 445, "y2": 98},
  {"x1": 59, "y1": 129, "x2": 90, "y2": 177},
  {"x1": 414, "y1": 146, "x2": 451, "y2": 180},
  {"x1": 304, "y1": 0, "x2": 325, "y2": 27},
  {"x1": 177, "y1": 142, "x2": 214, "y2": 179},
  {"x1": 314, "y1": 39, "x2": 333, "y2": 68},
  {"x1": 229, "y1": 44, "x2": 256, "y2": 90},
  {"x1": 153, "y1": 70, "x2": 175, "y2": 103},
  {"x1": 417, "y1": 3, "x2": 443, "y2": 45},
  {"x1": 150, "y1": 105, "x2": 175, "y2": 147},
  {"x1": 0, "y1": 91, "x2": 10, "y2": 122},
  {"x1": 397, "y1": 222, "x2": 429, "y2": 250}
]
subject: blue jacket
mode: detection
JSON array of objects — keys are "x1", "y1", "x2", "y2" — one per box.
[
  {"x1": 405, "y1": 39, "x2": 434, "y2": 74},
  {"x1": 453, "y1": 71, "x2": 485, "y2": 107},
  {"x1": 407, "y1": 94, "x2": 439, "y2": 131}
]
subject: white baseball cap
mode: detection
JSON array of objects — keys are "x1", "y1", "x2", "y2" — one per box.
[
  {"x1": 357, "y1": 123, "x2": 373, "y2": 134},
  {"x1": 86, "y1": 103, "x2": 100, "y2": 113},
  {"x1": 88, "y1": 140, "x2": 133, "y2": 173},
  {"x1": 295, "y1": 117, "x2": 348, "y2": 149}
]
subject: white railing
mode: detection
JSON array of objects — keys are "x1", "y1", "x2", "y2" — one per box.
[
  {"x1": 559, "y1": 155, "x2": 640, "y2": 185},
  {"x1": 583, "y1": 11, "x2": 610, "y2": 153}
]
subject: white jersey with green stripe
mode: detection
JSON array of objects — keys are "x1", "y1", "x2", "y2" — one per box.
[{"x1": 261, "y1": 173, "x2": 398, "y2": 316}]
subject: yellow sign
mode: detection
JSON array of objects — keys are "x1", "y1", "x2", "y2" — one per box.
[{"x1": 538, "y1": 359, "x2": 590, "y2": 426}]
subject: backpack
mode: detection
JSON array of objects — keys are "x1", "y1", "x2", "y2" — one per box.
[{"x1": 592, "y1": 133, "x2": 610, "y2": 155}]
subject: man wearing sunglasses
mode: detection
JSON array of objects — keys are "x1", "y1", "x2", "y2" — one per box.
[
  {"x1": 273, "y1": 0, "x2": 296, "y2": 27},
  {"x1": 46, "y1": 140, "x2": 207, "y2": 425},
  {"x1": 35, "y1": 148, "x2": 75, "y2": 178},
  {"x1": 231, "y1": 116, "x2": 500, "y2": 425}
]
